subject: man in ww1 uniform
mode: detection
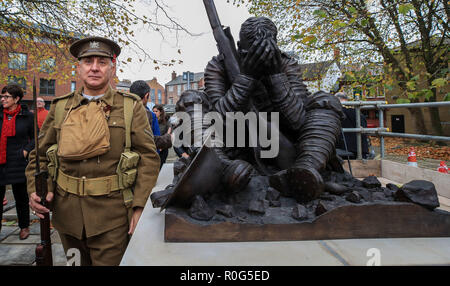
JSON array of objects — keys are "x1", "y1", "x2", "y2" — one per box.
[
  {"x1": 204, "y1": 17, "x2": 344, "y2": 202},
  {"x1": 26, "y1": 37, "x2": 160, "y2": 265}
]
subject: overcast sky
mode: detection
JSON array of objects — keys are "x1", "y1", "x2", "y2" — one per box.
[{"x1": 117, "y1": 0, "x2": 251, "y2": 85}]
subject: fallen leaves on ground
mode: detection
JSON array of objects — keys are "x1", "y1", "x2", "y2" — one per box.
[{"x1": 369, "y1": 136, "x2": 450, "y2": 161}]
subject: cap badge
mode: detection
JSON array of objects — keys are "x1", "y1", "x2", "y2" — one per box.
[{"x1": 89, "y1": 41, "x2": 100, "y2": 49}]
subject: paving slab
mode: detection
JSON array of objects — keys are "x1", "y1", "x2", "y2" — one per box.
[
  {"x1": 52, "y1": 243, "x2": 67, "y2": 266},
  {"x1": 0, "y1": 244, "x2": 36, "y2": 265},
  {"x1": 3, "y1": 208, "x2": 40, "y2": 221},
  {"x1": 0, "y1": 226, "x2": 19, "y2": 242},
  {"x1": 324, "y1": 237, "x2": 450, "y2": 266},
  {"x1": 2, "y1": 234, "x2": 42, "y2": 244},
  {"x1": 11, "y1": 222, "x2": 56, "y2": 235}
]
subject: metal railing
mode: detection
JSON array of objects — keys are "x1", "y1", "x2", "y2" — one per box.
[{"x1": 341, "y1": 101, "x2": 450, "y2": 159}]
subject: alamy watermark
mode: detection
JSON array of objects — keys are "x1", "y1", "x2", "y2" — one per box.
[
  {"x1": 366, "y1": 248, "x2": 381, "y2": 266},
  {"x1": 171, "y1": 104, "x2": 280, "y2": 158},
  {"x1": 66, "y1": 248, "x2": 81, "y2": 266}
]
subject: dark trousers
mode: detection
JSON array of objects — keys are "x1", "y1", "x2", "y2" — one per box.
[
  {"x1": 159, "y1": 149, "x2": 169, "y2": 169},
  {"x1": 0, "y1": 183, "x2": 30, "y2": 230}
]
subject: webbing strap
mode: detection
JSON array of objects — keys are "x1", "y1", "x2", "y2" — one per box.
[
  {"x1": 54, "y1": 98, "x2": 69, "y2": 126},
  {"x1": 56, "y1": 169, "x2": 120, "y2": 196},
  {"x1": 124, "y1": 97, "x2": 133, "y2": 152},
  {"x1": 122, "y1": 189, "x2": 133, "y2": 208}
]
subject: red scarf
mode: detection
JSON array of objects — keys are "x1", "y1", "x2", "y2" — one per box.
[{"x1": 0, "y1": 105, "x2": 21, "y2": 164}]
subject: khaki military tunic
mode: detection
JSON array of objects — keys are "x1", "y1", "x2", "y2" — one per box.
[{"x1": 26, "y1": 86, "x2": 160, "y2": 240}]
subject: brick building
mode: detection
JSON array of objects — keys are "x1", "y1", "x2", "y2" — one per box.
[
  {"x1": 147, "y1": 77, "x2": 165, "y2": 105},
  {"x1": 165, "y1": 71, "x2": 205, "y2": 105},
  {"x1": 1, "y1": 30, "x2": 118, "y2": 109},
  {"x1": 1, "y1": 39, "x2": 76, "y2": 108}
]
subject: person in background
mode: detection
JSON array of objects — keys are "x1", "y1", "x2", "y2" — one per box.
[
  {"x1": 36, "y1": 97, "x2": 48, "y2": 129},
  {"x1": 0, "y1": 84, "x2": 35, "y2": 240},
  {"x1": 335, "y1": 92, "x2": 369, "y2": 159},
  {"x1": 129, "y1": 80, "x2": 172, "y2": 161},
  {"x1": 152, "y1": 104, "x2": 172, "y2": 167}
]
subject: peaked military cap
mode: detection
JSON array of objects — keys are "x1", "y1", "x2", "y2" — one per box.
[{"x1": 69, "y1": 36, "x2": 121, "y2": 59}]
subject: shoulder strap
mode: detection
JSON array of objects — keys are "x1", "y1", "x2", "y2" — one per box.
[
  {"x1": 123, "y1": 96, "x2": 134, "y2": 152},
  {"x1": 54, "y1": 97, "x2": 70, "y2": 126}
]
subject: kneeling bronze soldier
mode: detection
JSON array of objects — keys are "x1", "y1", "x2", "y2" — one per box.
[{"x1": 203, "y1": 17, "x2": 344, "y2": 202}]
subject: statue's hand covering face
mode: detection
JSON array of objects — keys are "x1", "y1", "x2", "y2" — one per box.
[{"x1": 238, "y1": 17, "x2": 282, "y2": 78}]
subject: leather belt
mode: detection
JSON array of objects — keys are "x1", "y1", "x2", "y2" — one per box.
[{"x1": 56, "y1": 169, "x2": 120, "y2": 197}]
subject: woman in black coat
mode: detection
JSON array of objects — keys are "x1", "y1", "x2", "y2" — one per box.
[{"x1": 0, "y1": 84, "x2": 34, "y2": 240}]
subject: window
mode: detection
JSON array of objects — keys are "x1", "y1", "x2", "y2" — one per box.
[
  {"x1": 39, "y1": 79, "x2": 55, "y2": 96},
  {"x1": 40, "y1": 58, "x2": 55, "y2": 73},
  {"x1": 157, "y1": 90, "x2": 162, "y2": 104},
  {"x1": 8, "y1": 52, "x2": 27, "y2": 70},
  {"x1": 366, "y1": 83, "x2": 385, "y2": 98},
  {"x1": 168, "y1": 86, "x2": 174, "y2": 92},
  {"x1": 169, "y1": 98, "x2": 173, "y2": 104},
  {"x1": 150, "y1": 89, "x2": 156, "y2": 103},
  {"x1": 193, "y1": 82, "x2": 198, "y2": 90},
  {"x1": 71, "y1": 81, "x2": 76, "y2": 92},
  {"x1": 7, "y1": 75, "x2": 26, "y2": 93},
  {"x1": 177, "y1": 85, "x2": 181, "y2": 96}
]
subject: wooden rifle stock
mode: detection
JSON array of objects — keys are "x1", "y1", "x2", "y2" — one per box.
[{"x1": 33, "y1": 78, "x2": 53, "y2": 266}]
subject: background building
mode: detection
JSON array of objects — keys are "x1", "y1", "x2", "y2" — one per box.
[
  {"x1": 165, "y1": 71, "x2": 204, "y2": 105},
  {"x1": 147, "y1": 77, "x2": 165, "y2": 105},
  {"x1": 1, "y1": 27, "x2": 119, "y2": 109}
]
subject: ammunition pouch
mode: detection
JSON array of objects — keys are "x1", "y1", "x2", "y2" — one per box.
[
  {"x1": 115, "y1": 151, "x2": 139, "y2": 209},
  {"x1": 116, "y1": 151, "x2": 140, "y2": 189}
]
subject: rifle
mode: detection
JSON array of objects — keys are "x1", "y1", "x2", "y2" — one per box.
[
  {"x1": 203, "y1": 0, "x2": 240, "y2": 83},
  {"x1": 203, "y1": 0, "x2": 298, "y2": 171},
  {"x1": 33, "y1": 78, "x2": 53, "y2": 266}
]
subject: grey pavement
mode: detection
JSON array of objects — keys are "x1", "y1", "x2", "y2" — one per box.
[
  {"x1": 0, "y1": 219, "x2": 67, "y2": 266},
  {"x1": 1, "y1": 184, "x2": 66, "y2": 266}
]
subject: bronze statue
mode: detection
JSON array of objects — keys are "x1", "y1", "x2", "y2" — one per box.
[
  {"x1": 155, "y1": 16, "x2": 344, "y2": 210},
  {"x1": 203, "y1": 16, "x2": 344, "y2": 203},
  {"x1": 149, "y1": 1, "x2": 449, "y2": 243}
]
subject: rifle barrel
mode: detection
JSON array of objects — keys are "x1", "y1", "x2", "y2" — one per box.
[
  {"x1": 203, "y1": 0, "x2": 221, "y2": 30},
  {"x1": 32, "y1": 78, "x2": 53, "y2": 266},
  {"x1": 32, "y1": 78, "x2": 40, "y2": 173}
]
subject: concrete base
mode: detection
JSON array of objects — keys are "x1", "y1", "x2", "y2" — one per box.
[
  {"x1": 120, "y1": 163, "x2": 450, "y2": 266},
  {"x1": 381, "y1": 159, "x2": 450, "y2": 199}
]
